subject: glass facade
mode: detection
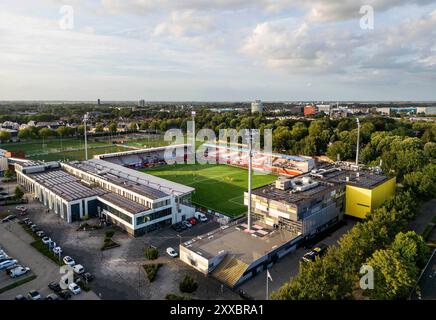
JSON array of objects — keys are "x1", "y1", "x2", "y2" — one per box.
[{"x1": 136, "y1": 208, "x2": 172, "y2": 226}]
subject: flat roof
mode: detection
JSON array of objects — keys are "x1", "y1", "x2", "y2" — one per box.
[
  {"x1": 29, "y1": 169, "x2": 105, "y2": 201},
  {"x1": 252, "y1": 181, "x2": 335, "y2": 205},
  {"x1": 312, "y1": 166, "x2": 391, "y2": 189},
  {"x1": 99, "y1": 192, "x2": 149, "y2": 214},
  {"x1": 182, "y1": 221, "x2": 300, "y2": 264},
  {"x1": 67, "y1": 159, "x2": 194, "y2": 198}
]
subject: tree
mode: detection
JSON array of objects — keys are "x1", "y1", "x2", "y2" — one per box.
[
  {"x1": 129, "y1": 122, "x2": 138, "y2": 131},
  {"x1": 18, "y1": 128, "x2": 33, "y2": 140},
  {"x1": 76, "y1": 125, "x2": 85, "y2": 135},
  {"x1": 56, "y1": 126, "x2": 69, "y2": 137},
  {"x1": 108, "y1": 122, "x2": 117, "y2": 133},
  {"x1": 327, "y1": 141, "x2": 352, "y2": 161},
  {"x1": 95, "y1": 123, "x2": 104, "y2": 133},
  {"x1": 390, "y1": 231, "x2": 430, "y2": 268},
  {"x1": 4, "y1": 168, "x2": 14, "y2": 179},
  {"x1": 365, "y1": 248, "x2": 417, "y2": 300},
  {"x1": 291, "y1": 122, "x2": 308, "y2": 141},
  {"x1": 179, "y1": 275, "x2": 198, "y2": 293},
  {"x1": 38, "y1": 128, "x2": 53, "y2": 139},
  {"x1": 403, "y1": 171, "x2": 435, "y2": 199},
  {"x1": 14, "y1": 185, "x2": 24, "y2": 200},
  {"x1": 0, "y1": 130, "x2": 11, "y2": 142}
]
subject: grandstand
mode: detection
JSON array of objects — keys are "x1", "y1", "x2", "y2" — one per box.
[
  {"x1": 202, "y1": 143, "x2": 314, "y2": 176},
  {"x1": 94, "y1": 144, "x2": 190, "y2": 168}
]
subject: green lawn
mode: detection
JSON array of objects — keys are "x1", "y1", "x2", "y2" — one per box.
[
  {"x1": 28, "y1": 145, "x2": 131, "y2": 161},
  {"x1": 141, "y1": 164, "x2": 276, "y2": 217}
]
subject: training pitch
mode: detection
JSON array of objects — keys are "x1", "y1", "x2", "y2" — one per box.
[{"x1": 141, "y1": 163, "x2": 276, "y2": 217}]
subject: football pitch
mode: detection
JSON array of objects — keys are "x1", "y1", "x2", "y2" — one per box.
[{"x1": 141, "y1": 164, "x2": 276, "y2": 217}]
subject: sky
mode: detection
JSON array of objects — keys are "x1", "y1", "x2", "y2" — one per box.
[{"x1": 0, "y1": 0, "x2": 435, "y2": 101}]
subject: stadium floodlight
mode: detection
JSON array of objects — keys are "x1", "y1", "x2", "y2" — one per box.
[
  {"x1": 83, "y1": 112, "x2": 90, "y2": 160},
  {"x1": 245, "y1": 129, "x2": 257, "y2": 232}
]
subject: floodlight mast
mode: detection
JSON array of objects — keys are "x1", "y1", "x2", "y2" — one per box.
[
  {"x1": 246, "y1": 129, "x2": 255, "y2": 232},
  {"x1": 83, "y1": 112, "x2": 89, "y2": 160}
]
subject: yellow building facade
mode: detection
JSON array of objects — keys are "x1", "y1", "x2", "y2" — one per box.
[{"x1": 345, "y1": 176, "x2": 396, "y2": 219}]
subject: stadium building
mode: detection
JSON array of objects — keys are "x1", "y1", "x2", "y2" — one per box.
[
  {"x1": 179, "y1": 163, "x2": 395, "y2": 287},
  {"x1": 15, "y1": 158, "x2": 195, "y2": 236}
]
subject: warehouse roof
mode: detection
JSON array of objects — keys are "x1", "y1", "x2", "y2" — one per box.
[{"x1": 66, "y1": 159, "x2": 194, "y2": 199}]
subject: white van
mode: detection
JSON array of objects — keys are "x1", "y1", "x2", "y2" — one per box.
[
  {"x1": 194, "y1": 212, "x2": 208, "y2": 222},
  {"x1": 8, "y1": 266, "x2": 30, "y2": 278}
]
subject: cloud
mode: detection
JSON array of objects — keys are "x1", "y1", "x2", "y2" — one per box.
[
  {"x1": 242, "y1": 9, "x2": 436, "y2": 81},
  {"x1": 152, "y1": 10, "x2": 216, "y2": 38}
]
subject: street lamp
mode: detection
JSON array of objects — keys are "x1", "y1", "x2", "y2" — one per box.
[{"x1": 83, "y1": 112, "x2": 90, "y2": 160}]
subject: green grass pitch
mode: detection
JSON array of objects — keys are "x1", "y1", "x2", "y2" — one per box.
[{"x1": 141, "y1": 164, "x2": 276, "y2": 217}]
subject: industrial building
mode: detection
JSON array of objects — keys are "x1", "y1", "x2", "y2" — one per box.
[
  {"x1": 15, "y1": 158, "x2": 195, "y2": 236},
  {"x1": 179, "y1": 163, "x2": 396, "y2": 287}
]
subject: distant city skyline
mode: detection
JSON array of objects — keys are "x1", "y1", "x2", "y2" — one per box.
[{"x1": 0, "y1": 0, "x2": 435, "y2": 101}]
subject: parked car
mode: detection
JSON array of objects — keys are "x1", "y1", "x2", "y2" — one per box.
[
  {"x1": 63, "y1": 256, "x2": 75, "y2": 267},
  {"x1": 14, "y1": 294, "x2": 27, "y2": 300},
  {"x1": 179, "y1": 222, "x2": 187, "y2": 230},
  {"x1": 181, "y1": 220, "x2": 192, "y2": 228},
  {"x1": 302, "y1": 243, "x2": 328, "y2": 263},
  {"x1": 23, "y1": 218, "x2": 31, "y2": 225},
  {"x1": 46, "y1": 293, "x2": 60, "y2": 300},
  {"x1": 1, "y1": 215, "x2": 16, "y2": 223},
  {"x1": 30, "y1": 224, "x2": 38, "y2": 231},
  {"x1": 171, "y1": 223, "x2": 183, "y2": 232},
  {"x1": 0, "y1": 259, "x2": 18, "y2": 270},
  {"x1": 73, "y1": 264, "x2": 85, "y2": 275},
  {"x1": 189, "y1": 218, "x2": 198, "y2": 225},
  {"x1": 48, "y1": 281, "x2": 62, "y2": 293},
  {"x1": 0, "y1": 252, "x2": 9, "y2": 260},
  {"x1": 81, "y1": 272, "x2": 94, "y2": 282},
  {"x1": 36, "y1": 231, "x2": 46, "y2": 238},
  {"x1": 166, "y1": 247, "x2": 178, "y2": 258},
  {"x1": 52, "y1": 246, "x2": 62, "y2": 255},
  {"x1": 68, "y1": 282, "x2": 81, "y2": 295},
  {"x1": 195, "y1": 212, "x2": 208, "y2": 222},
  {"x1": 58, "y1": 290, "x2": 72, "y2": 300},
  {"x1": 8, "y1": 266, "x2": 30, "y2": 278},
  {"x1": 41, "y1": 236, "x2": 52, "y2": 245},
  {"x1": 27, "y1": 290, "x2": 42, "y2": 300}
]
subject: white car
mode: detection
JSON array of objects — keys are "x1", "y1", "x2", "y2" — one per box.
[
  {"x1": 8, "y1": 266, "x2": 31, "y2": 278},
  {"x1": 27, "y1": 290, "x2": 41, "y2": 300},
  {"x1": 166, "y1": 247, "x2": 178, "y2": 258},
  {"x1": 0, "y1": 252, "x2": 9, "y2": 260},
  {"x1": 73, "y1": 264, "x2": 85, "y2": 274},
  {"x1": 63, "y1": 256, "x2": 75, "y2": 267},
  {"x1": 41, "y1": 236, "x2": 52, "y2": 245},
  {"x1": 182, "y1": 220, "x2": 192, "y2": 228},
  {"x1": 0, "y1": 259, "x2": 18, "y2": 270},
  {"x1": 195, "y1": 212, "x2": 208, "y2": 222},
  {"x1": 68, "y1": 282, "x2": 81, "y2": 295},
  {"x1": 52, "y1": 246, "x2": 62, "y2": 255}
]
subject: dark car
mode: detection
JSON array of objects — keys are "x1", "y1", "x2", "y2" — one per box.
[
  {"x1": 1, "y1": 215, "x2": 16, "y2": 223},
  {"x1": 171, "y1": 223, "x2": 183, "y2": 232},
  {"x1": 14, "y1": 294, "x2": 27, "y2": 300},
  {"x1": 81, "y1": 272, "x2": 94, "y2": 282},
  {"x1": 48, "y1": 281, "x2": 62, "y2": 292},
  {"x1": 58, "y1": 290, "x2": 72, "y2": 300},
  {"x1": 302, "y1": 243, "x2": 328, "y2": 263},
  {"x1": 238, "y1": 289, "x2": 254, "y2": 300}
]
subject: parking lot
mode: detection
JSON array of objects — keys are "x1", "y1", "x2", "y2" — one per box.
[
  {"x1": 0, "y1": 219, "x2": 99, "y2": 300},
  {"x1": 8, "y1": 197, "x2": 239, "y2": 300}
]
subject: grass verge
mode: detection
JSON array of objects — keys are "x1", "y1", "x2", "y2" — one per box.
[{"x1": 0, "y1": 275, "x2": 37, "y2": 294}]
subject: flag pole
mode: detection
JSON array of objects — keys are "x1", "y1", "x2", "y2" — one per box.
[{"x1": 266, "y1": 271, "x2": 269, "y2": 300}]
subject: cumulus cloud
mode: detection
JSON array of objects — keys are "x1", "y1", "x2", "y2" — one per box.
[{"x1": 242, "y1": 9, "x2": 436, "y2": 80}]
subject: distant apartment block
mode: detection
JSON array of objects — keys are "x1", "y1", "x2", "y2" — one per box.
[{"x1": 251, "y1": 100, "x2": 263, "y2": 114}]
